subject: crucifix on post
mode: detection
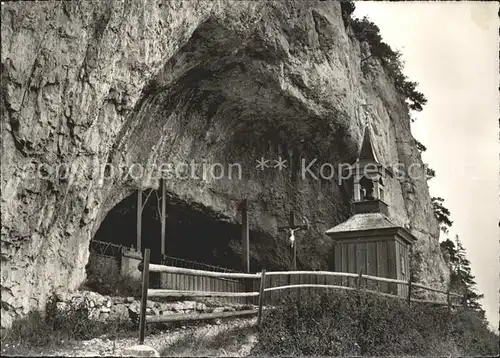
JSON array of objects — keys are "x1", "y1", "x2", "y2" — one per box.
[{"x1": 278, "y1": 210, "x2": 308, "y2": 271}]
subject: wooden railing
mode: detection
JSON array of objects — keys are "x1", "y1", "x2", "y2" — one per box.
[
  {"x1": 158, "y1": 256, "x2": 246, "y2": 304},
  {"x1": 136, "y1": 249, "x2": 462, "y2": 344},
  {"x1": 137, "y1": 249, "x2": 260, "y2": 344}
]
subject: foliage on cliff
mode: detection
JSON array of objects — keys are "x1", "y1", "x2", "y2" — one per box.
[
  {"x1": 253, "y1": 290, "x2": 499, "y2": 356},
  {"x1": 343, "y1": 2, "x2": 428, "y2": 114}
]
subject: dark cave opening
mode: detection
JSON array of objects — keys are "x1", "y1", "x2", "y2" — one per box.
[{"x1": 92, "y1": 190, "x2": 248, "y2": 271}]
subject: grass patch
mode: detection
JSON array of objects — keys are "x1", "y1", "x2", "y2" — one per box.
[
  {"x1": 160, "y1": 320, "x2": 256, "y2": 357},
  {"x1": 1, "y1": 296, "x2": 134, "y2": 355},
  {"x1": 160, "y1": 327, "x2": 209, "y2": 356},
  {"x1": 252, "y1": 290, "x2": 499, "y2": 356}
]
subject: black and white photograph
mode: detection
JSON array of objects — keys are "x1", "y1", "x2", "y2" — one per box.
[{"x1": 0, "y1": 1, "x2": 498, "y2": 356}]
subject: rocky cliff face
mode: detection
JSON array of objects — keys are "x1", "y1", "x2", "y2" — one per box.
[{"x1": 1, "y1": 0, "x2": 448, "y2": 328}]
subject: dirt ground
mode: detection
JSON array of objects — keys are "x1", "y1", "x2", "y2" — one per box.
[{"x1": 1, "y1": 317, "x2": 258, "y2": 357}]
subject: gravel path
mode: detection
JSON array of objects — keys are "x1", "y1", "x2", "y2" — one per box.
[{"x1": 3, "y1": 317, "x2": 258, "y2": 357}]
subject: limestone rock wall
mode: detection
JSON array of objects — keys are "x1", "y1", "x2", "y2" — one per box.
[
  {"x1": 53, "y1": 290, "x2": 252, "y2": 324},
  {"x1": 1, "y1": 0, "x2": 448, "y2": 328}
]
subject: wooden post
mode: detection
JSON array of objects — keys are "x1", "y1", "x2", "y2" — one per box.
[
  {"x1": 357, "y1": 266, "x2": 363, "y2": 288},
  {"x1": 160, "y1": 179, "x2": 167, "y2": 289},
  {"x1": 290, "y1": 211, "x2": 297, "y2": 271},
  {"x1": 446, "y1": 289, "x2": 451, "y2": 314},
  {"x1": 257, "y1": 269, "x2": 266, "y2": 330},
  {"x1": 293, "y1": 241, "x2": 297, "y2": 271},
  {"x1": 136, "y1": 189, "x2": 142, "y2": 252},
  {"x1": 160, "y1": 179, "x2": 167, "y2": 256},
  {"x1": 139, "y1": 248, "x2": 150, "y2": 344},
  {"x1": 407, "y1": 277, "x2": 412, "y2": 306},
  {"x1": 241, "y1": 199, "x2": 250, "y2": 273},
  {"x1": 407, "y1": 246, "x2": 413, "y2": 306}
]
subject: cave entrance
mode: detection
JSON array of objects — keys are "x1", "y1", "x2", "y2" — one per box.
[{"x1": 92, "y1": 189, "x2": 245, "y2": 271}]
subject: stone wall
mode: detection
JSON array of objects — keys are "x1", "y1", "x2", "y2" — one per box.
[{"x1": 54, "y1": 290, "x2": 254, "y2": 324}]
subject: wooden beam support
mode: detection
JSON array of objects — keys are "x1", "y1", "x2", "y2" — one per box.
[
  {"x1": 357, "y1": 266, "x2": 364, "y2": 288},
  {"x1": 264, "y1": 283, "x2": 358, "y2": 293},
  {"x1": 407, "y1": 276, "x2": 412, "y2": 306},
  {"x1": 148, "y1": 289, "x2": 259, "y2": 298},
  {"x1": 265, "y1": 270, "x2": 359, "y2": 278},
  {"x1": 413, "y1": 282, "x2": 458, "y2": 295},
  {"x1": 136, "y1": 189, "x2": 142, "y2": 252},
  {"x1": 293, "y1": 240, "x2": 297, "y2": 271},
  {"x1": 292, "y1": 210, "x2": 297, "y2": 271},
  {"x1": 446, "y1": 289, "x2": 451, "y2": 314},
  {"x1": 144, "y1": 264, "x2": 260, "y2": 279},
  {"x1": 257, "y1": 269, "x2": 267, "y2": 330},
  {"x1": 138, "y1": 248, "x2": 150, "y2": 344},
  {"x1": 145, "y1": 309, "x2": 258, "y2": 323},
  {"x1": 241, "y1": 199, "x2": 250, "y2": 273},
  {"x1": 160, "y1": 179, "x2": 167, "y2": 256}
]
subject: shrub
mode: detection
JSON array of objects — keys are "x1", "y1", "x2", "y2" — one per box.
[
  {"x1": 46, "y1": 296, "x2": 121, "y2": 341},
  {"x1": 1, "y1": 311, "x2": 58, "y2": 350},
  {"x1": 252, "y1": 290, "x2": 499, "y2": 356},
  {"x1": 449, "y1": 308, "x2": 499, "y2": 356}
]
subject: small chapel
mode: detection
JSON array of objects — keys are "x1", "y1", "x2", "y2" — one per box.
[{"x1": 325, "y1": 125, "x2": 417, "y2": 297}]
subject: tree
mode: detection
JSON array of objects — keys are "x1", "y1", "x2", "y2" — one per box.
[
  {"x1": 399, "y1": 79, "x2": 427, "y2": 111},
  {"x1": 350, "y1": 17, "x2": 427, "y2": 114},
  {"x1": 432, "y1": 197, "x2": 453, "y2": 231},
  {"x1": 440, "y1": 236, "x2": 485, "y2": 315},
  {"x1": 416, "y1": 141, "x2": 435, "y2": 181},
  {"x1": 340, "y1": 1, "x2": 356, "y2": 26},
  {"x1": 415, "y1": 139, "x2": 427, "y2": 152},
  {"x1": 426, "y1": 167, "x2": 435, "y2": 181}
]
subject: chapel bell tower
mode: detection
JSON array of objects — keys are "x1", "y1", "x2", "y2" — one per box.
[
  {"x1": 352, "y1": 125, "x2": 390, "y2": 216},
  {"x1": 325, "y1": 124, "x2": 416, "y2": 298}
]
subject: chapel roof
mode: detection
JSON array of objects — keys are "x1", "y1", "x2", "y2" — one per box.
[{"x1": 358, "y1": 126, "x2": 379, "y2": 163}]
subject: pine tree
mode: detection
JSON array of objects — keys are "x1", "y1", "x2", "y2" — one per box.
[
  {"x1": 440, "y1": 235, "x2": 485, "y2": 317},
  {"x1": 432, "y1": 197, "x2": 453, "y2": 232}
]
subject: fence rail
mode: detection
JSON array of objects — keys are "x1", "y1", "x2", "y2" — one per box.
[
  {"x1": 136, "y1": 249, "x2": 463, "y2": 344},
  {"x1": 413, "y1": 282, "x2": 461, "y2": 297},
  {"x1": 265, "y1": 270, "x2": 359, "y2": 278},
  {"x1": 147, "y1": 263, "x2": 260, "y2": 279},
  {"x1": 148, "y1": 289, "x2": 259, "y2": 298},
  {"x1": 145, "y1": 309, "x2": 258, "y2": 324}
]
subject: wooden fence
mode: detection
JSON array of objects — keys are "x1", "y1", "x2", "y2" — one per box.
[
  {"x1": 136, "y1": 249, "x2": 462, "y2": 344},
  {"x1": 158, "y1": 272, "x2": 246, "y2": 304},
  {"x1": 159, "y1": 255, "x2": 246, "y2": 304}
]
